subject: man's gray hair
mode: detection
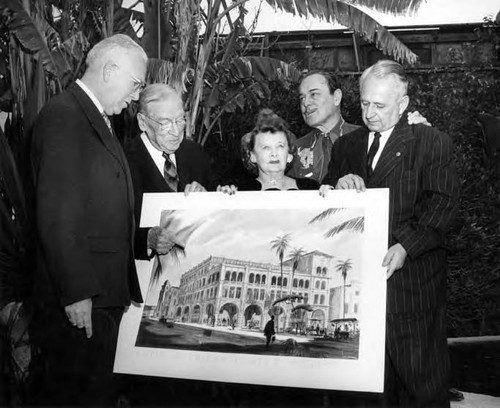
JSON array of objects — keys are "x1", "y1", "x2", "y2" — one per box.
[
  {"x1": 138, "y1": 83, "x2": 180, "y2": 114},
  {"x1": 360, "y1": 59, "x2": 408, "y2": 95},
  {"x1": 86, "y1": 34, "x2": 147, "y2": 69}
]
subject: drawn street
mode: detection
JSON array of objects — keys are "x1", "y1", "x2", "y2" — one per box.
[{"x1": 136, "y1": 318, "x2": 359, "y2": 359}]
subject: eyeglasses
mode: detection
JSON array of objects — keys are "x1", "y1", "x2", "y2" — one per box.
[
  {"x1": 143, "y1": 114, "x2": 187, "y2": 130},
  {"x1": 127, "y1": 72, "x2": 146, "y2": 94}
]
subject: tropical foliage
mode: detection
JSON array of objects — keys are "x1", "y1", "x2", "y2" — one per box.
[{"x1": 0, "y1": 0, "x2": 424, "y2": 147}]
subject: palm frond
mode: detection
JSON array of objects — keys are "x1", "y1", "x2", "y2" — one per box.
[
  {"x1": 340, "y1": 0, "x2": 423, "y2": 15},
  {"x1": 336, "y1": 258, "x2": 353, "y2": 270},
  {"x1": 324, "y1": 216, "x2": 364, "y2": 238},
  {"x1": 309, "y1": 207, "x2": 347, "y2": 224},
  {"x1": 270, "y1": 233, "x2": 292, "y2": 258},
  {"x1": 150, "y1": 245, "x2": 186, "y2": 286},
  {"x1": 266, "y1": 0, "x2": 420, "y2": 63}
]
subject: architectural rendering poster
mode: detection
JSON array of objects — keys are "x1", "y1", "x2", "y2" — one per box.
[{"x1": 115, "y1": 189, "x2": 389, "y2": 392}]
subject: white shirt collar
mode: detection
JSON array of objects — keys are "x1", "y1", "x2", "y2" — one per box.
[
  {"x1": 368, "y1": 126, "x2": 394, "y2": 170},
  {"x1": 140, "y1": 133, "x2": 177, "y2": 176},
  {"x1": 75, "y1": 79, "x2": 105, "y2": 115}
]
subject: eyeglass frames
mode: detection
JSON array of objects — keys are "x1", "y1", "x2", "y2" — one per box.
[{"x1": 142, "y1": 114, "x2": 187, "y2": 130}]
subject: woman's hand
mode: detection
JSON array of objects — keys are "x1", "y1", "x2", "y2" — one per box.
[
  {"x1": 407, "y1": 110, "x2": 431, "y2": 127},
  {"x1": 217, "y1": 185, "x2": 238, "y2": 195},
  {"x1": 319, "y1": 184, "x2": 334, "y2": 197}
]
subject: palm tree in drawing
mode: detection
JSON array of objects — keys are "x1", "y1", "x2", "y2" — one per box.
[
  {"x1": 336, "y1": 259, "x2": 353, "y2": 319},
  {"x1": 270, "y1": 234, "x2": 292, "y2": 299},
  {"x1": 309, "y1": 208, "x2": 364, "y2": 237},
  {"x1": 289, "y1": 247, "x2": 305, "y2": 291},
  {"x1": 270, "y1": 233, "x2": 291, "y2": 331}
]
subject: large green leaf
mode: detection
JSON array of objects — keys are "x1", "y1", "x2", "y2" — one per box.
[
  {"x1": 266, "y1": 0, "x2": 423, "y2": 63},
  {"x1": 198, "y1": 56, "x2": 301, "y2": 144},
  {"x1": 0, "y1": 0, "x2": 59, "y2": 76},
  {"x1": 113, "y1": 6, "x2": 141, "y2": 41},
  {"x1": 50, "y1": 32, "x2": 90, "y2": 83},
  {"x1": 230, "y1": 56, "x2": 302, "y2": 83}
]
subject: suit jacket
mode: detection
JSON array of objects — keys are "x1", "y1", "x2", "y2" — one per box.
[
  {"x1": 124, "y1": 135, "x2": 213, "y2": 259},
  {"x1": 324, "y1": 112, "x2": 460, "y2": 314},
  {"x1": 31, "y1": 82, "x2": 143, "y2": 308}
]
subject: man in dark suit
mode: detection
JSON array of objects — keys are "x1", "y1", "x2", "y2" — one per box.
[
  {"x1": 288, "y1": 71, "x2": 429, "y2": 183},
  {"x1": 321, "y1": 60, "x2": 460, "y2": 407},
  {"x1": 31, "y1": 34, "x2": 147, "y2": 406},
  {"x1": 124, "y1": 83, "x2": 213, "y2": 260}
]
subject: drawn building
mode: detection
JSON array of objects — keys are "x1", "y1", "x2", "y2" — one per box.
[{"x1": 157, "y1": 251, "x2": 360, "y2": 331}]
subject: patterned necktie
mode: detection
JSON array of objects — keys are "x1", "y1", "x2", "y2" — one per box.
[
  {"x1": 102, "y1": 113, "x2": 112, "y2": 134},
  {"x1": 367, "y1": 131, "x2": 381, "y2": 178},
  {"x1": 162, "y1": 152, "x2": 179, "y2": 192}
]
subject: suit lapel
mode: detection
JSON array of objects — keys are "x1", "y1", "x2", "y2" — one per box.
[
  {"x1": 68, "y1": 83, "x2": 136, "y2": 213},
  {"x1": 174, "y1": 141, "x2": 188, "y2": 191},
  {"x1": 368, "y1": 114, "x2": 415, "y2": 187},
  {"x1": 136, "y1": 137, "x2": 172, "y2": 191},
  {"x1": 344, "y1": 128, "x2": 369, "y2": 181},
  {"x1": 68, "y1": 83, "x2": 123, "y2": 165}
]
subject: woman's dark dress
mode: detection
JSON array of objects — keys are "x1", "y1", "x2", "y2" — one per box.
[{"x1": 237, "y1": 177, "x2": 319, "y2": 191}]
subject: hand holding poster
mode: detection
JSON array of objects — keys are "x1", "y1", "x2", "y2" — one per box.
[{"x1": 115, "y1": 189, "x2": 389, "y2": 392}]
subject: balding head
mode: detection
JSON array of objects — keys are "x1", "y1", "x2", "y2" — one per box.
[
  {"x1": 82, "y1": 34, "x2": 148, "y2": 115},
  {"x1": 360, "y1": 59, "x2": 408, "y2": 99},
  {"x1": 138, "y1": 83, "x2": 181, "y2": 115},
  {"x1": 359, "y1": 60, "x2": 410, "y2": 132}
]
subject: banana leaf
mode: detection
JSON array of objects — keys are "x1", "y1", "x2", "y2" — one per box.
[
  {"x1": 266, "y1": 0, "x2": 422, "y2": 63},
  {"x1": 0, "y1": 0, "x2": 59, "y2": 77}
]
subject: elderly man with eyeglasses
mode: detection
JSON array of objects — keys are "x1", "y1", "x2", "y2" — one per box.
[
  {"x1": 31, "y1": 34, "x2": 147, "y2": 406},
  {"x1": 124, "y1": 83, "x2": 214, "y2": 260}
]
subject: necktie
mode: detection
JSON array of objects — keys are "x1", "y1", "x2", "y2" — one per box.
[
  {"x1": 162, "y1": 152, "x2": 179, "y2": 192},
  {"x1": 367, "y1": 132, "x2": 381, "y2": 178},
  {"x1": 319, "y1": 134, "x2": 333, "y2": 180},
  {"x1": 321, "y1": 133, "x2": 333, "y2": 156},
  {"x1": 102, "y1": 113, "x2": 112, "y2": 134}
]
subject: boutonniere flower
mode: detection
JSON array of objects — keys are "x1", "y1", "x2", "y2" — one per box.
[{"x1": 297, "y1": 147, "x2": 314, "y2": 169}]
